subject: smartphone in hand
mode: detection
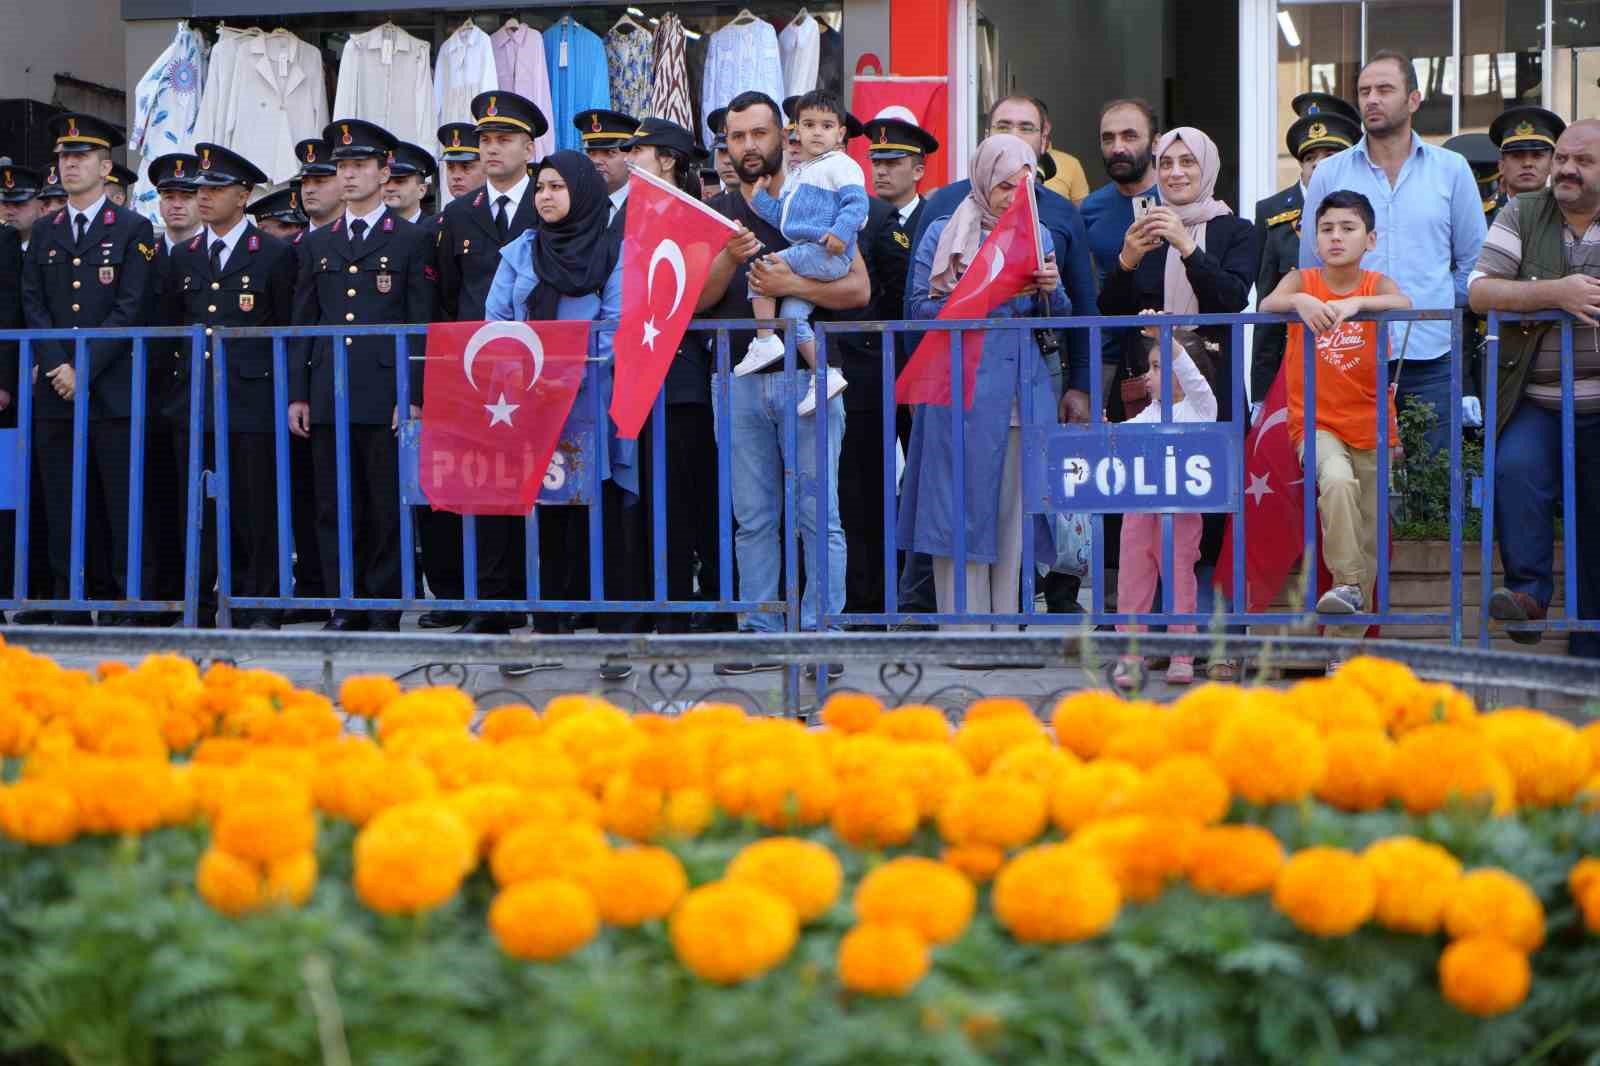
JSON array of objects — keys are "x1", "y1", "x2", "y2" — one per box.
[{"x1": 1132, "y1": 195, "x2": 1155, "y2": 222}]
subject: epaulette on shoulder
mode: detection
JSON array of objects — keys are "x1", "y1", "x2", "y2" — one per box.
[{"x1": 1266, "y1": 207, "x2": 1302, "y2": 228}]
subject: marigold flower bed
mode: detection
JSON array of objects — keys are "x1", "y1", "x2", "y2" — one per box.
[{"x1": 1, "y1": 640, "x2": 1599, "y2": 1065}]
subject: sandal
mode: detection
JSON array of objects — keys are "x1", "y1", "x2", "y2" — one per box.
[
  {"x1": 1205, "y1": 658, "x2": 1239, "y2": 682},
  {"x1": 1165, "y1": 656, "x2": 1195, "y2": 685}
]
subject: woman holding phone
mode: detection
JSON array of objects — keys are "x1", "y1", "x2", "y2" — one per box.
[{"x1": 1097, "y1": 126, "x2": 1259, "y2": 677}]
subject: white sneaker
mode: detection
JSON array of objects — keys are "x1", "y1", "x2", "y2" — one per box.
[
  {"x1": 1316, "y1": 584, "x2": 1363, "y2": 614},
  {"x1": 733, "y1": 334, "x2": 786, "y2": 376},
  {"x1": 797, "y1": 366, "x2": 847, "y2": 416}
]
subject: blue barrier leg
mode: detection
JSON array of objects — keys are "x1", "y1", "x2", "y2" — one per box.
[
  {"x1": 1302, "y1": 328, "x2": 1318, "y2": 614},
  {"x1": 272, "y1": 338, "x2": 293, "y2": 600},
  {"x1": 587, "y1": 353, "x2": 604, "y2": 604},
  {"x1": 715, "y1": 329, "x2": 734, "y2": 605},
  {"x1": 525, "y1": 501, "x2": 540, "y2": 603},
  {"x1": 881, "y1": 329, "x2": 898, "y2": 621},
  {"x1": 950, "y1": 331, "x2": 966, "y2": 618},
  {"x1": 1230, "y1": 322, "x2": 1246, "y2": 617},
  {"x1": 462, "y1": 514, "x2": 479, "y2": 602},
  {"x1": 68, "y1": 337, "x2": 89, "y2": 605},
  {"x1": 334, "y1": 337, "x2": 354, "y2": 603},
  {"x1": 1479, "y1": 315, "x2": 1498, "y2": 649},
  {"x1": 13, "y1": 340, "x2": 34, "y2": 602},
  {"x1": 182, "y1": 328, "x2": 205, "y2": 627},
  {"x1": 783, "y1": 326, "x2": 799, "y2": 635},
  {"x1": 1088, "y1": 326, "x2": 1104, "y2": 622},
  {"x1": 126, "y1": 339, "x2": 147, "y2": 604},
  {"x1": 815, "y1": 327, "x2": 830, "y2": 639},
  {"x1": 1561, "y1": 320, "x2": 1577, "y2": 638},
  {"x1": 651, "y1": 386, "x2": 667, "y2": 604},
  {"x1": 213, "y1": 336, "x2": 233, "y2": 629},
  {"x1": 1019, "y1": 321, "x2": 1035, "y2": 623},
  {"x1": 1376, "y1": 324, "x2": 1392, "y2": 619},
  {"x1": 1159, "y1": 327, "x2": 1174, "y2": 620},
  {"x1": 395, "y1": 331, "x2": 416, "y2": 605},
  {"x1": 1448, "y1": 313, "x2": 1464, "y2": 645}
]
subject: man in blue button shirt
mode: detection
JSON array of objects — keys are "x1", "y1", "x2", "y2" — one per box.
[{"x1": 1299, "y1": 50, "x2": 1487, "y2": 459}]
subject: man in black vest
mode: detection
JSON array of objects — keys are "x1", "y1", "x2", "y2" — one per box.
[
  {"x1": 162, "y1": 143, "x2": 298, "y2": 629},
  {"x1": 428, "y1": 91, "x2": 550, "y2": 643},
  {"x1": 289, "y1": 118, "x2": 435, "y2": 631},
  {"x1": 20, "y1": 113, "x2": 160, "y2": 624}
]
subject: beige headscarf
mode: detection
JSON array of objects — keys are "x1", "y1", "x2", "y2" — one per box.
[
  {"x1": 1152, "y1": 127, "x2": 1232, "y2": 315},
  {"x1": 928, "y1": 133, "x2": 1037, "y2": 296}
]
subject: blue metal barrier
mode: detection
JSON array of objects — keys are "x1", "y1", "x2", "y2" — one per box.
[{"x1": 0, "y1": 308, "x2": 1591, "y2": 660}]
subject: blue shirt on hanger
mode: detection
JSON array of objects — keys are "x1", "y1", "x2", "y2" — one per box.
[{"x1": 545, "y1": 18, "x2": 612, "y2": 152}]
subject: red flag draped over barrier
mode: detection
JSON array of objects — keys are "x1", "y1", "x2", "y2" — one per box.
[
  {"x1": 611, "y1": 166, "x2": 740, "y2": 440},
  {"x1": 420, "y1": 320, "x2": 591, "y2": 516},
  {"x1": 894, "y1": 172, "x2": 1042, "y2": 408}
]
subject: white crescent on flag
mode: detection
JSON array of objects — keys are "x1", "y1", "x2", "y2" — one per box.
[
  {"x1": 461, "y1": 320, "x2": 547, "y2": 392},
  {"x1": 647, "y1": 239, "x2": 687, "y2": 319}
]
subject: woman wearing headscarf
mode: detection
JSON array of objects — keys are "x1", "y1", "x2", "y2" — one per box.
[
  {"x1": 1098, "y1": 126, "x2": 1259, "y2": 678},
  {"x1": 485, "y1": 150, "x2": 644, "y2": 678},
  {"x1": 898, "y1": 134, "x2": 1068, "y2": 629}
]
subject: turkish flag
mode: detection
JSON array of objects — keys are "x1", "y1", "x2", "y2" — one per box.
[
  {"x1": 611, "y1": 166, "x2": 740, "y2": 439},
  {"x1": 420, "y1": 320, "x2": 591, "y2": 516},
  {"x1": 848, "y1": 74, "x2": 949, "y2": 191},
  {"x1": 894, "y1": 172, "x2": 1042, "y2": 408}
]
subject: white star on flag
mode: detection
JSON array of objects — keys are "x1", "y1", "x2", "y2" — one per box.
[
  {"x1": 1245, "y1": 472, "x2": 1273, "y2": 506},
  {"x1": 484, "y1": 391, "x2": 520, "y2": 427}
]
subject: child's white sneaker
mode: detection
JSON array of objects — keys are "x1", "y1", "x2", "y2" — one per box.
[
  {"x1": 733, "y1": 334, "x2": 786, "y2": 376},
  {"x1": 797, "y1": 366, "x2": 847, "y2": 416}
]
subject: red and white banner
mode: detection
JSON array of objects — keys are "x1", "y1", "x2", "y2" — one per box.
[
  {"x1": 611, "y1": 166, "x2": 739, "y2": 440},
  {"x1": 420, "y1": 320, "x2": 590, "y2": 515},
  {"x1": 848, "y1": 73, "x2": 949, "y2": 191},
  {"x1": 894, "y1": 172, "x2": 1042, "y2": 408}
]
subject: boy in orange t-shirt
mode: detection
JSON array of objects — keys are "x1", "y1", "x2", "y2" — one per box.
[{"x1": 1260, "y1": 190, "x2": 1411, "y2": 617}]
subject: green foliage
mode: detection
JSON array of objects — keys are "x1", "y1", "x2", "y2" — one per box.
[
  {"x1": 1393, "y1": 396, "x2": 1485, "y2": 542},
  {"x1": 2, "y1": 803, "x2": 1599, "y2": 1066}
]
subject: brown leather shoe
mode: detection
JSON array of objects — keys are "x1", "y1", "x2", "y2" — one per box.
[{"x1": 1488, "y1": 588, "x2": 1546, "y2": 645}]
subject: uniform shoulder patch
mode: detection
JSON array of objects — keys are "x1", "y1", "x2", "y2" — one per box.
[
  {"x1": 293, "y1": 232, "x2": 304, "y2": 245},
  {"x1": 54, "y1": 210, "x2": 66, "y2": 225},
  {"x1": 1266, "y1": 207, "x2": 1302, "y2": 228},
  {"x1": 892, "y1": 230, "x2": 910, "y2": 249},
  {"x1": 472, "y1": 191, "x2": 484, "y2": 208},
  {"x1": 382, "y1": 216, "x2": 394, "y2": 232},
  {"x1": 138, "y1": 242, "x2": 157, "y2": 262},
  {"x1": 188, "y1": 234, "x2": 203, "y2": 251},
  {"x1": 102, "y1": 209, "x2": 116, "y2": 226}
]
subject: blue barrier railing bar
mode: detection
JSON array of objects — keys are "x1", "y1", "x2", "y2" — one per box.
[
  {"x1": 271, "y1": 336, "x2": 293, "y2": 601},
  {"x1": 394, "y1": 330, "x2": 419, "y2": 606},
  {"x1": 881, "y1": 329, "x2": 899, "y2": 619},
  {"x1": 12, "y1": 339, "x2": 34, "y2": 603},
  {"x1": 1375, "y1": 325, "x2": 1392, "y2": 617},
  {"x1": 213, "y1": 334, "x2": 233, "y2": 629},
  {"x1": 68, "y1": 336, "x2": 89, "y2": 603},
  {"x1": 950, "y1": 329, "x2": 966, "y2": 616},
  {"x1": 1448, "y1": 314, "x2": 1465, "y2": 646}
]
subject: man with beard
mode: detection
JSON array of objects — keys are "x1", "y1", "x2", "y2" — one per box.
[
  {"x1": 696, "y1": 90, "x2": 870, "y2": 676},
  {"x1": 1300, "y1": 51, "x2": 1486, "y2": 460},
  {"x1": 1469, "y1": 119, "x2": 1600, "y2": 658},
  {"x1": 1082, "y1": 98, "x2": 1161, "y2": 285}
]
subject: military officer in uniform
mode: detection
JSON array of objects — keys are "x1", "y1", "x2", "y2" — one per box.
[
  {"x1": 706, "y1": 107, "x2": 737, "y2": 192},
  {"x1": 20, "y1": 112, "x2": 160, "y2": 623},
  {"x1": 427, "y1": 91, "x2": 548, "y2": 637},
  {"x1": 247, "y1": 184, "x2": 309, "y2": 241},
  {"x1": 576, "y1": 108, "x2": 639, "y2": 231},
  {"x1": 289, "y1": 118, "x2": 434, "y2": 631},
  {"x1": 1444, "y1": 131, "x2": 1504, "y2": 224},
  {"x1": 438, "y1": 122, "x2": 486, "y2": 201},
  {"x1": 37, "y1": 164, "x2": 66, "y2": 214},
  {"x1": 1250, "y1": 92, "x2": 1361, "y2": 404},
  {"x1": 294, "y1": 139, "x2": 343, "y2": 232},
  {"x1": 1490, "y1": 106, "x2": 1564, "y2": 197},
  {"x1": 104, "y1": 163, "x2": 138, "y2": 207},
  {"x1": 383, "y1": 141, "x2": 437, "y2": 225},
  {"x1": 161, "y1": 144, "x2": 298, "y2": 628}
]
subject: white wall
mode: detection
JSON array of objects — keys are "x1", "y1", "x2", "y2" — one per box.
[{"x1": 0, "y1": 0, "x2": 126, "y2": 105}]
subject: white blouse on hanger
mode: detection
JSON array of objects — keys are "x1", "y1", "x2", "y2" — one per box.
[
  {"x1": 434, "y1": 23, "x2": 499, "y2": 140},
  {"x1": 778, "y1": 15, "x2": 820, "y2": 98},
  {"x1": 334, "y1": 24, "x2": 435, "y2": 150},
  {"x1": 198, "y1": 28, "x2": 329, "y2": 186}
]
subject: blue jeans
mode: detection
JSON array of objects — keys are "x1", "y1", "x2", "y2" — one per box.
[
  {"x1": 1494, "y1": 402, "x2": 1600, "y2": 658},
  {"x1": 1394, "y1": 355, "x2": 1455, "y2": 459},
  {"x1": 714, "y1": 371, "x2": 846, "y2": 632}
]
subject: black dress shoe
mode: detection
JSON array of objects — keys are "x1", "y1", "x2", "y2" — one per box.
[
  {"x1": 53, "y1": 611, "x2": 94, "y2": 626},
  {"x1": 418, "y1": 610, "x2": 468, "y2": 629},
  {"x1": 456, "y1": 615, "x2": 512, "y2": 635},
  {"x1": 369, "y1": 614, "x2": 402, "y2": 632},
  {"x1": 599, "y1": 662, "x2": 634, "y2": 682},
  {"x1": 11, "y1": 610, "x2": 55, "y2": 625},
  {"x1": 282, "y1": 607, "x2": 332, "y2": 624},
  {"x1": 322, "y1": 615, "x2": 369, "y2": 633},
  {"x1": 246, "y1": 619, "x2": 280, "y2": 631}
]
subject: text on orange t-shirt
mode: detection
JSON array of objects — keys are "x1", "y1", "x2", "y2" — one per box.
[{"x1": 1285, "y1": 267, "x2": 1401, "y2": 450}]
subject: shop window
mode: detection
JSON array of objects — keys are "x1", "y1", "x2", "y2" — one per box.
[
  {"x1": 1274, "y1": 1, "x2": 1360, "y2": 191},
  {"x1": 1460, "y1": 0, "x2": 1544, "y2": 133}
]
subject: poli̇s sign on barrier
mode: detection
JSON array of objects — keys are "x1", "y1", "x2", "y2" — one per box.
[{"x1": 1022, "y1": 423, "x2": 1240, "y2": 514}]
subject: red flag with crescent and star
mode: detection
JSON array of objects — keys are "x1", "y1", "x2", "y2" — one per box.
[
  {"x1": 894, "y1": 170, "x2": 1043, "y2": 408},
  {"x1": 420, "y1": 320, "x2": 591, "y2": 515},
  {"x1": 611, "y1": 166, "x2": 740, "y2": 439}
]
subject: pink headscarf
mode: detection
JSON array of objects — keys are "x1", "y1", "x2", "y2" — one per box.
[
  {"x1": 1152, "y1": 126, "x2": 1232, "y2": 316},
  {"x1": 927, "y1": 133, "x2": 1037, "y2": 296}
]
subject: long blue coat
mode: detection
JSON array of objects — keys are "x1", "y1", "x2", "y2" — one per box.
[{"x1": 896, "y1": 216, "x2": 1067, "y2": 564}]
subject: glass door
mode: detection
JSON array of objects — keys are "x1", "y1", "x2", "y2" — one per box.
[{"x1": 1553, "y1": 45, "x2": 1600, "y2": 120}]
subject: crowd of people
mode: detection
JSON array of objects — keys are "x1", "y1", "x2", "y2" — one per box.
[{"x1": 0, "y1": 47, "x2": 1595, "y2": 678}]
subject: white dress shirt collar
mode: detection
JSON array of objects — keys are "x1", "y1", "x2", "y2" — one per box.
[
  {"x1": 343, "y1": 202, "x2": 387, "y2": 237},
  {"x1": 204, "y1": 217, "x2": 249, "y2": 270},
  {"x1": 487, "y1": 171, "x2": 530, "y2": 217},
  {"x1": 71, "y1": 195, "x2": 108, "y2": 233},
  {"x1": 609, "y1": 184, "x2": 629, "y2": 220},
  {"x1": 897, "y1": 195, "x2": 921, "y2": 226}
]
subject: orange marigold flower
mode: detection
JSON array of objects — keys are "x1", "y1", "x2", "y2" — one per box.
[
  {"x1": 72, "y1": 757, "x2": 173, "y2": 835},
  {"x1": 854, "y1": 856, "x2": 975, "y2": 945},
  {"x1": 602, "y1": 773, "x2": 671, "y2": 841},
  {"x1": 590, "y1": 846, "x2": 688, "y2": 926},
  {"x1": 337, "y1": 674, "x2": 402, "y2": 718},
  {"x1": 1282, "y1": 678, "x2": 1385, "y2": 735},
  {"x1": 880, "y1": 742, "x2": 973, "y2": 818},
  {"x1": 1186, "y1": 825, "x2": 1284, "y2": 896},
  {"x1": 1361, "y1": 836, "x2": 1462, "y2": 935},
  {"x1": 541, "y1": 694, "x2": 620, "y2": 726},
  {"x1": 491, "y1": 820, "x2": 610, "y2": 890},
  {"x1": 196, "y1": 847, "x2": 263, "y2": 916},
  {"x1": 1210, "y1": 704, "x2": 1326, "y2": 805},
  {"x1": 1571, "y1": 859, "x2": 1600, "y2": 934},
  {"x1": 671, "y1": 880, "x2": 798, "y2": 984},
  {"x1": 376, "y1": 686, "x2": 475, "y2": 741},
  {"x1": 829, "y1": 734, "x2": 897, "y2": 782},
  {"x1": 987, "y1": 742, "x2": 1079, "y2": 790},
  {"x1": 1052, "y1": 690, "x2": 1141, "y2": 758},
  {"x1": 0, "y1": 780, "x2": 79, "y2": 845},
  {"x1": 490, "y1": 879, "x2": 600, "y2": 961},
  {"x1": 1101, "y1": 718, "x2": 1175, "y2": 770},
  {"x1": 479, "y1": 705, "x2": 541, "y2": 744},
  {"x1": 744, "y1": 757, "x2": 839, "y2": 830},
  {"x1": 214, "y1": 802, "x2": 316, "y2": 865},
  {"x1": 838, "y1": 921, "x2": 930, "y2": 997},
  {"x1": 831, "y1": 777, "x2": 919, "y2": 849},
  {"x1": 664, "y1": 787, "x2": 713, "y2": 837},
  {"x1": 1069, "y1": 815, "x2": 1196, "y2": 902},
  {"x1": 496, "y1": 736, "x2": 582, "y2": 791},
  {"x1": 992, "y1": 843, "x2": 1121, "y2": 942},
  {"x1": 1389, "y1": 680, "x2": 1478, "y2": 736},
  {"x1": 727, "y1": 837, "x2": 843, "y2": 922},
  {"x1": 1166, "y1": 683, "x2": 1242, "y2": 753},
  {"x1": 264, "y1": 852, "x2": 318, "y2": 907},
  {"x1": 445, "y1": 783, "x2": 531, "y2": 852},
  {"x1": 942, "y1": 843, "x2": 1005, "y2": 883},
  {"x1": 629, "y1": 733, "x2": 708, "y2": 791},
  {"x1": 1390, "y1": 725, "x2": 1512, "y2": 815},
  {"x1": 353, "y1": 802, "x2": 477, "y2": 915},
  {"x1": 1273, "y1": 847, "x2": 1376, "y2": 937},
  {"x1": 1333, "y1": 655, "x2": 1421, "y2": 728},
  {"x1": 1479, "y1": 709, "x2": 1594, "y2": 807},
  {"x1": 1444, "y1": 868, "x2": 1545, "y2": 952},
  {"x1": 328, "y1": 755, "x2": 437, "y2": 825},
  {"x1": 97, "y1": 660, "x2": 131, "y2": 679},
  {"x1": 1130, "y1": 754, "x2": 1230, "y2": 824},
  {"x1": 937, "y1": 777, "x2": 1047, "y2": 850},
  {"x1": 1315, "y1": 730, "x2": 1396, "y2": 812},
  {"x1": 1582, "y1": 721, "x2": 1600, "y2": 771},
  {"x1": 965, "y1": 697, "x2": 1033, "y2": 722},
  {"x1": 953, "y1": 714, "x2": 1047, "y2": 773},
  {"x1": 0, "y1": 704, "x2": 41, "y2": 758},
  {"x1": 1438, "y1": 936, "x2": 1531, "y2": 1017},
  {"x1": 1049, "y1": 759, "x2": 1143, "y2": 831},
  {"x1": 546, "y1": 708, "x2": 648, "y2": 792},
  {"x1": 192, "y1": 736, "x2": 252, "y2": 766},
  {"x1": 820, "y1": 692, "x2": 884, "y2": 734},
  {"x1": 873, "y1": 704, "x2": 952, "y2": 742}
]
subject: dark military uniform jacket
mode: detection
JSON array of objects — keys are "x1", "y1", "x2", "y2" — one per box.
[
  {"x1": 0, "y1": 225, "x2": 21, "y2": 411},
  {"x1": 289, "y1": 207, "x2": 434, "y2": 426},
  {"x1": 1250, "y1": 183, "x2": 1303, "y2": 403},
  {"x1": 162, "y1": 221, "x2": 298, "y2": 434},
  {"x1": 434, "y1": 184, "x2": 537, "y2": 322},
  {"x1": 20, "y1": 199, "x2": 158, "y2": 421},
  {"x1": 831, "y1": 197, "x2": 901, "y2": 411}
]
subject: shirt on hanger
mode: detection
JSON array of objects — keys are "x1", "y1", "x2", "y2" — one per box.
[
  {"x1": 606, "y1": 23, "x2": 654, "y2": 120},
  {"x1": 435, "y1": 24, "x2": 499, "y2": 141},
  {"x1": 778, "y1": 16, "x2": 820, "y2": 98},
  {"x1": 701, "y1": 18, "x2": 784, "y2": 149},
  {"x1": 544, "y1": 19, "x2": 610, "y2": 153},
  {"x1": 490, "y1": 23, "x2": 557, "y2": 160},
  {"x1": 130, "y1": 21, "x2": 209, "y2": 226},
  {"x1": 648, "y1": 15, "x2": 695, "y2": 134},
  {"x1": 334, "y1": 24, "x2": 435, "y2": 151},
  {"x1": 202, "y1": 29, "x2": 329, "y2": 186}
]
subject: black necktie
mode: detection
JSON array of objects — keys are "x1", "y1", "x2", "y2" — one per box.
[
  {"x1": 495, "y1": 195, "x2": 510, "y2": 239},
  {"x1": 351, "y1": 218, "x2": 368, "y2": 244},
  {"x1": 74, "y1": 213, "x2": 87, "y2": 245},
  {"x1": 210, "y1": 239, "x2": 225, "y2": 276}
]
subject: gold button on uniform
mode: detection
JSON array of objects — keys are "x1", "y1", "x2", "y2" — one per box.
[
  {"x1": 70, "y1": 303, "x2": 80, "y2": 312},
  {"x1": 207, "y1": 305, "x2": 217, "y2": 313},
  {"x1": 345, "y1": 337, "x2": 354, "y2": 346},
  {"x1": 205, "y1": 328, "x2": 214, "y2": 336},
  {"x1": 345, "y1": 312, "x2": 355, "y2": 322},
  {"x1": 348, "y1": 265, "x2": 358, "y2": 274},
  {"x1": 71, "y1": 280, "x2": 80, "y2": 289},
  {"x1": 346, "y1": 288, "x2": 356, "y2": 297},
  {"x1": 211, "y1": 282, "x2": 220, "y2": 290},
  {"x1": 72, "y1": 257, "x2": 81, "y2": 266}
]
